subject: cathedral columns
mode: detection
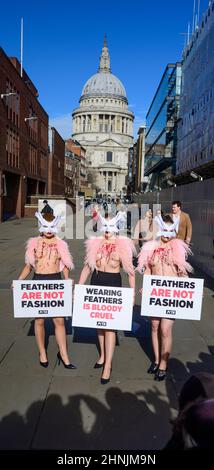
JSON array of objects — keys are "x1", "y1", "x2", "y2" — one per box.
[
  {"x1": 109, "y1": 115, "x2": 111, "y2": 132},
  {"x1": 112, "y1": 172, "x2": 115, "y2": 192},
  {"x1": 116, "y1": 172, "x2": 118, "y2": 193}
]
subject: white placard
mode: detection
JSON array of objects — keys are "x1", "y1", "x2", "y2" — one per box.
[
  {"x1": 72, "y1": 284, "x2": 134, "y2": 331},
  {"x1": 141, "y1": 275, "x2": 204, "y2": 320},
  {"x1": 13, "y1": 280, "x2": 72, "y2": 318}
]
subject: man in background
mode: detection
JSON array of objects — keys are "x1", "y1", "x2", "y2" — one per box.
[{"x1": 171, "y1": 201, "x2": 192, "y2": 244}]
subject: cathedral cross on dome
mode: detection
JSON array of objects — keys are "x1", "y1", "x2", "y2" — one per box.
[{"x1": 98, "y1": 34, "x2": 111, "y2": 73}]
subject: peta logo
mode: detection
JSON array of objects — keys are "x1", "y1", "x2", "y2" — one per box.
[
  {"x1": 38, "y1": 310, "x2": 48, "y2": 315},
  {"x1": 97, "y1": 321, "x2": 107, "y2": 327},
  {"x1": 166, "y1": 310, "x2": 176, "y2": 315}
]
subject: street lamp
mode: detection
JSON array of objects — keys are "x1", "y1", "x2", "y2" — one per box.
[
  {"x1": 190, "y1": 171, "x2": 203, "y2": 181},
  {"x1": 167, "y1": 180, "x2": 177, "y2": 187},
  {"x1": 1, "y1": 92, "x2": 17, "y2": 99},
  {"x1": 24, "y1": 116, "x2": 38, "y2": 122}
]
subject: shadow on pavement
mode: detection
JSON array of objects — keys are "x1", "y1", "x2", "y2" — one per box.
[{"x1": 0, "y1": 386, "x2": 174, "y2": 450}]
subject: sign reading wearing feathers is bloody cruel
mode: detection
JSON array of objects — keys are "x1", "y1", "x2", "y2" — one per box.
[
  {"x1": 72, "y1": 284, "x2": 134, "y2": 330},
  {"x1": 13, "y1": 280, "x2": 72, "y2": 318},
  {"x1": 141, "y1": 275, "x2": 204, "y2": 320}
]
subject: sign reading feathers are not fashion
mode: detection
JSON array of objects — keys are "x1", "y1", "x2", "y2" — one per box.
[
  {"x1": 72, "y1": 284, "x2": 134, "y2": 330},
  {"x1": 13, "y1": 280, "x2": 72, "y2": 318},
  {"x1": 141, "y1": 275, "x2": 204, "y2": 320}
]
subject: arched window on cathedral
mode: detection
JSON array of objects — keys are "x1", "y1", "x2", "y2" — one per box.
[{"x1": 106, "y1": 151, "x2": 113, "y2": 162}]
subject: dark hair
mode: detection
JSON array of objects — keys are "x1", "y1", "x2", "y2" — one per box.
[
  {"x1": 164, "y1": 373, "x2": 214, "y2": 449},
  {"x1": 42, "y1": 213, "x2": 55, "y2": 222},
  {"x1": 172, "y1": 201, "x2": 182, "y2": 208},
  {"x1": 184, "y1": 399, "x2": 214, "y2": 448},
  {"x1": 162, "y1": 214, "x2": 174, "y2": 224},
  {"x1": 179, "y1": 373, "x2": 214, "y2": 410},
  {"x1": 43, "y1": 199, "x2": 48, "y2": 204}
]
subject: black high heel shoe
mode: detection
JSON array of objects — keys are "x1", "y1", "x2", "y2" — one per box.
[
  {"x1": 154, "y1": 368, "x2": 167, "y2": 381},
  {"x1": 57, "y1": 352, "x2": 77, "y2": 369},
  {"x1": 40, "y1": 360, "x2": 49, "y2": 368},
  {"x1": 101, "y1": 367, "x2": 112, "y2": 384},
  {"x1": 94, "y1": 362, "x2": 104, "y2": 369},
  {"x1": 147, "y1": 362, "x2": 159, "y2": 374}
]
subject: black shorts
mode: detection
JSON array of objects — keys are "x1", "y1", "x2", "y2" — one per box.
[
  {"x1": 33, "y1": 272, "x2": 62, "y2": 280},
  {"x1": 90, "y1": 270, "x2": 122, "y2": 287}
]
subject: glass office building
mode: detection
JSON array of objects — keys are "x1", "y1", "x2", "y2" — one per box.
[
  {"x1": 144, "y1": 63, "x2": 181, "y2": 189},
  {"x1": 177, "y1": 2, "x2": 214, "y2": 179}
]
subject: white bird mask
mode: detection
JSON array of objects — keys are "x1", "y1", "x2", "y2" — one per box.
[
  {"x1": 35, "y1": 211, "x2": 63, "y2": 234},
  {"x1": 154, "y1": 213, "x2": 179, "y2": 239},
  {"x1": 98, "y1": 212, "x2": 126, "y2": 233}
]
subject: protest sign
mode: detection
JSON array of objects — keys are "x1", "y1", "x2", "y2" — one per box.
[
  {"x1": 72, "y1": 284, "x2": 134, "y2": 330},
  {"x1": 13, "y1": 280, "x2": 72, "y2": 318},
  {"x1": 141, "y1": 275, "x2": 204, "y2": 320}
]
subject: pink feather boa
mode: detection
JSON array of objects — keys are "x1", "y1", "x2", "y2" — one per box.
[
  {"x1": 85, "y1": 236, "x2": 137, "y2": 275},
  {"x1": 25, "y1": 236, "x2": 74, "y2": 271},
  {"x1": 137, "y1": 238, "x2": 193, "y2": 274}
]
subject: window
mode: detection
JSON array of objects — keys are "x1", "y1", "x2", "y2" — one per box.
[{"x1": 106, "y1": 151, "x2": 112, "y2": 162}]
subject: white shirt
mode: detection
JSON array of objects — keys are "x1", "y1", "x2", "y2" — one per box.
[{"x1": 172, "y1": 214, "x2": 180, "y2": 233}]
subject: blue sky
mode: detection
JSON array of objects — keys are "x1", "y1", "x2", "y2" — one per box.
[{"x1": 0, "y1": 0, "x2": 209, "y2": 138}]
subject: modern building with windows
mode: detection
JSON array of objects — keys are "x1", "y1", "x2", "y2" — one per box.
[
  {"x1": 48, "y1": 127, "x2": 65, "y2": 195},
  {"x1": 72, "y1": 36, "x2": 134, "y2": 197},
  {"x1": 64, "y1": 145, "x2": 81, "y2": 198},
  {"x1": 0, "y1": 47, "x2": 49, "y2": 222},
  {"x1": 127, "y1": 126, "x2": 147, "y2": 196},
  {"x1": 176, "y1": 1, "x2": 214, "y2": 182},
  {"x1": 144, "y1": 63, "x2": 181, "y2": 190}
]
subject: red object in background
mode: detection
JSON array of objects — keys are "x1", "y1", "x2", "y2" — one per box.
[{"x1": 92, "y1": 210, "x2": 98, "y2": 221}]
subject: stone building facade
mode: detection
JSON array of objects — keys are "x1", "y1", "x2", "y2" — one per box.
[{"x1": 72, "y1": 36, "x2": 134, "y2": 197}]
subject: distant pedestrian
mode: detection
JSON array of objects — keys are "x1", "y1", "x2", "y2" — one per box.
[
  {"x1": 41, "y1": 199, "x2": 54, "y2": 215},
  {"x1": 91, "y1": 204, "x2": 99, "y2": 232},
  {"x1": 171, "y1": 201, "x2": 192, "y2": 244},
  {"x1": 133, "y1": 210, "x2": 153, "y2": 249}
]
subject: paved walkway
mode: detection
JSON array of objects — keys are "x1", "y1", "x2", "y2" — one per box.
[{"x1": 0, "y1": 218, "x2": 214, "y2": 449}]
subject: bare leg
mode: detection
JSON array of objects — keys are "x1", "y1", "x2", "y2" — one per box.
[
  {"x1": 53, "y1": 317, "x2": 70, "y2": 365},
  {"x1": 102, "y1": 330, "x2": 116, "y2": 379},
  {"x1": 34, "y1": 318, "x2": 47, "y2": 362},
  {"x1": 150, "y1": 318, "x2": 161, "y2": 364},
  {"x1": 159, "y1": 319, "x2": 174, "y2": 370},
  {"x1": 97, "y1": 329, "x2": 105, "y2": 363}
]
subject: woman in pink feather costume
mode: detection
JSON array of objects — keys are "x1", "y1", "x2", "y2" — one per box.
[
  {"x1": 78, "y1": 212, "x2": 136, "y2": 384},
  {"x1": 137, "y1": 213, "x2": 193, "y2": 381},
  {"x1": 17, "y1": 212, "x2": 76, "y2": 369}
]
